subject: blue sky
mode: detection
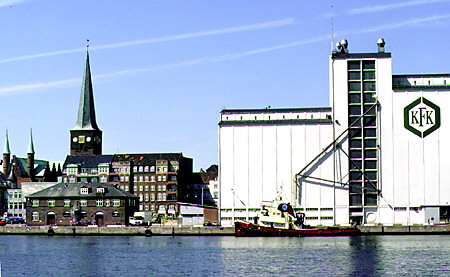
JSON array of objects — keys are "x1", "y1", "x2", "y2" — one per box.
[{"x1": 0, "y1": 0, "x2": 449, "y2": 170}]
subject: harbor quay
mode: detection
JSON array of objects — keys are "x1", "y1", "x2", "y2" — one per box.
[{"x1": 1, "y1": 224, "x2": 450, "y2": 236}]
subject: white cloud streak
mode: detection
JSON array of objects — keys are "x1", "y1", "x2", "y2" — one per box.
[
  {"x1": 349, "y1": 0, "x2": 450, "y2": 15},
  {"x1": 0, "y1": 0, "x2": 30, "y2": 8},
  {"x1": 0, "y1": 14, "x2": 448, "y2": 96},
  {"x1": 0, "y1": 18, "x2": 295, "y2": 64}
]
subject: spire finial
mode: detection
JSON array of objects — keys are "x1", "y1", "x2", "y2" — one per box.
[
  {"x1": 86, "y1": 39, "x2": 89, "y2": 49},
  {"x1": 28, "y1": 128, "x2": 35, "y2": 154}
]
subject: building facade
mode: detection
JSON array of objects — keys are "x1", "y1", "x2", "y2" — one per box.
[
  {"x1": 219, "y1": 39, "x2": 450, "y2": 227},
  {"x1": 25, "y1": 182, "x2": 139, "y2": 226}
]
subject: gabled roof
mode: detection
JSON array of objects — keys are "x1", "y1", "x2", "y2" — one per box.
[
  {"x1": 28, "y1": 182, "x2": 138, "y2": 199},
  {"x1": 13, "y1": 157, "x2": 48, "y2": 177}
]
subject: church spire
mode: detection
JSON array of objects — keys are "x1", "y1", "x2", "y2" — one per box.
[
  {"x1": 3, "y1": 130, "x2": 11, "y2": 175},
  {"x1": 70, "y1": 44, "x2": 103, "y2": 156},
  {"x1": 3, "y1": 129, "x2": 10, "y2": 155},
  {"x1": 28, "y1": 128, "x2": 35, "y2": 154},
  {"x1": 73, "y1": 47, "x2": 100, "y2": 131},
  {"x1": 27, "y1": 128, "x2": 35, "y2": 180}
]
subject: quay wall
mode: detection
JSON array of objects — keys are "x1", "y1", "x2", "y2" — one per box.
[
  {"x1": 1, "y1": 224, "x2": 450, "y2": 236},
  {"x1": 0, "y1": 225, "x2": 235, "y2": 236}
]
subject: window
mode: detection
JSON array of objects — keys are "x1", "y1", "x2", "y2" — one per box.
[
  {"x1": 157, "y1": 176, "x2": 162, "y2": 182},
  {"x1": 139, "y1": 176, "x2": 143, "y2": 182},
  {"x1": 112, "y1": 211, "x2": 120, "y2": 217},
  {"x1": 48, "y1": 199, "x2": 55, "y2": 207},
  {"x1": 144, "y1": 204, "x2": 149, "y2": 211},
  {"x1": 100, "y1": 176, "x2": 108, "y2": 182},
  {"x1": 133, "y1": 166, "x2": 138, "y2": 172},
  {"x1": 139, "y1": 194, "x2": 143, "y2": 202},
  {"x1": 144, "y1": 166, "x2": 149, "y2": 172},
  {"x1": 161, "y1": 185, "x2": 166, "y2": 191},
  {"x1": 63, "y1": 211, "x2": 71, "y2": 217},
  {"x1": 96, "y1": 199, "x2": 104, "y2": 207},
  {"x1": 80, "y1": 187, "x2": 89, "y2": 194},
  {"x1": 151, "y1": 185, "x2": 155, "y2": 191},
  {"x1": 113, "y1": 199, "x2": 120, "y2": 207},
  {"x1": 151, "y1": 193, "x2": 155, "y2": 201},
  {"x1": 139, "y1": 166, "x2": 143, "y2": 172},
  {"x1": 150, "y1": 166, "x2": 155, "y2": 172},
  {"x1": 170, "y1": 175, "x2": 177, "y2": 181},
  {"x1": 134, "y1": 176, "x2": 137, "y2": 182},
  {"x1": 97, "y1": 187, "x2": 105, "y2": 194},
  {"x1": 145, "y1": 176, "x2": 149, "y2": 182},
  {"x1": 80, "y1": 199, "x2": 87, "y2": 207},
  {"x1": 151, "y1": 176, "x2": 155, "y2": 182},
  {"x1": 32, "y1": 211, "x2": 39, "y2": 221},
  {"x1": 144, "y1": 193, "x2": 149, "y2": 202},
  {"x1": 120, "y1": 176, "x2": 125, "y2": 182},
  {"x1": 105, "y1": 199, "x2": 111, "y2": 207},
  {"x1": 162, "y1": 176, "x2": 167, "y2": 181},
  {"x1": 144, "y1": 185, "x2": 149, "y2": 191},
  {"x1": 32, "y1": 199, "x2": 39, "y2": 207},
  {"x1": 125, "y1": 176, "x2": 129, "y2": 182}
]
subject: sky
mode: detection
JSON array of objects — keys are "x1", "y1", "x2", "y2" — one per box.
[{"x1": 0, "y1": 0, "x2": 449, "y2": 170}]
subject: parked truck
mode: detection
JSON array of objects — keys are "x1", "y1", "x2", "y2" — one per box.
[{"x1": 129, "y1": 212, "x2": 152, "y2": 226}]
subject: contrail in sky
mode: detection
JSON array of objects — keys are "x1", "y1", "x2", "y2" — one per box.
[
  {"x1": 348, "y1": 0, "x2": 450, "y2": 15},
  {"x1": 0, "y1": 18, "x2": 295, "y2": 64},
  {"x1": 0, "y1": 14, "x2": 448, "y2": 96}
]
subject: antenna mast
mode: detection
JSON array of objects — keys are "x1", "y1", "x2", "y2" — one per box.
[{"x1": 331, "y1": 1, "x2": 335, "y2": 52}]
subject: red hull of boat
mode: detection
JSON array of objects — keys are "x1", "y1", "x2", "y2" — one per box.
[{"x1": 235, "y1": 221, "x2": 361, "y2": 237}]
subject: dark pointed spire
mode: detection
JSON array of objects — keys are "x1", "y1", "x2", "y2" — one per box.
[
  {"x1": 73, "y1": 47, "x2": 101, "y2": 131},
  {"x1": 27, "y1": 128, "x2": 35, "y2": 154}
]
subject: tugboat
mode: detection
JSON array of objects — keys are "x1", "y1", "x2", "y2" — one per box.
[{"x1": 235, "y1": 201, "x2": 360, "y2": 237}]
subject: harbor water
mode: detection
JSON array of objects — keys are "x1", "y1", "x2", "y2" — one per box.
[{"x1": 0, "y1": 235, "x2": 449, "y2": 277}]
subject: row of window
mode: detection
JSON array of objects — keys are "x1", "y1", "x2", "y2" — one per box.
[
  {"x1": 31, "y1": 210, "x2": 121, "y2": 222},
  {"x1": 8, "y1": 203, "x2": 24, "y2": 210},
  {"x1": 32, "y1": 199, "x2": 121, "y2": 207}
]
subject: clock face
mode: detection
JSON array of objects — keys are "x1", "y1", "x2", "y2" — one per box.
[
  {"x1": 72, "y1": 137, "x2": 78, "y2": 142},
  {"x1": 95, "y1": 137, "x2": 101, "y2": 143},
  {"x1": 86, "y1": 137, "x2": 91, "y2": 142}
]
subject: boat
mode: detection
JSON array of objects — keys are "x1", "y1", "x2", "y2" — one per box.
[{"x1": 235, "y1": 201, "x2": 360, "y2": 237}]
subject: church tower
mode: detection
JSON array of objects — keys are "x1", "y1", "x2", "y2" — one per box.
[
  {"x1": 70, "y1": 48, "x2": 102, "y2": 156},
  {"x1": 27, "y1": 128, "x2": 35, "y2": 180}
]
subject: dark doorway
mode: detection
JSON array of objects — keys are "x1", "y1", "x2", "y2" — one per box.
[
  {"x1": 47, "y1": 213, "x2": 56, "y2": 225},
  {"x1": 95, "y1": 213, "x2": 104, "y2": 226}
]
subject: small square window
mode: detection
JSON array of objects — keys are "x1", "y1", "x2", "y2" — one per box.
[{"x1": 80, "y1": 187, "x2": 89, "y2": 194}]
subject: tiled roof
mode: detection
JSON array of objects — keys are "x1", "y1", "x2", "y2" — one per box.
[
  {"x1": 64, "y1": 155, "x2": 114, "y2": 168},
  {"x1": 113, "y1": 153, "x2": 184, "y2": 165},
  {"x1": 28, "y1": 182, "x2": 138, "y2": 199}
]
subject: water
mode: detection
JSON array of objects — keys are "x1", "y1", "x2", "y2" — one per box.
[{"x1": 0, "y1": 235, "x2": 449, "y2": 277}]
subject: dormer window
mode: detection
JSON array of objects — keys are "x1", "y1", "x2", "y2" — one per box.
[
  {"x1": 80, "y1": 187, "x2": 89, "y2": 194},
  {"x1": 97, "y1": 187, "x2": 105, "y2": 194}
]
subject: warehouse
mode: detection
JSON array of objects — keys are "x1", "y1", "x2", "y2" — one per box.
[{"x1": 219, "y1": 39, "x2": 450, "y2": 227}]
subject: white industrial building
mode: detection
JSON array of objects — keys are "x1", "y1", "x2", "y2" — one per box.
[{"x1": 219, "y1": 39, "x2": 450, "y2": 227}]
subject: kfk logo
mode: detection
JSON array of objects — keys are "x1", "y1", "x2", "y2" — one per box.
[{"x1": 404, "y1": 97, "x2": 440, "y2": 138}]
